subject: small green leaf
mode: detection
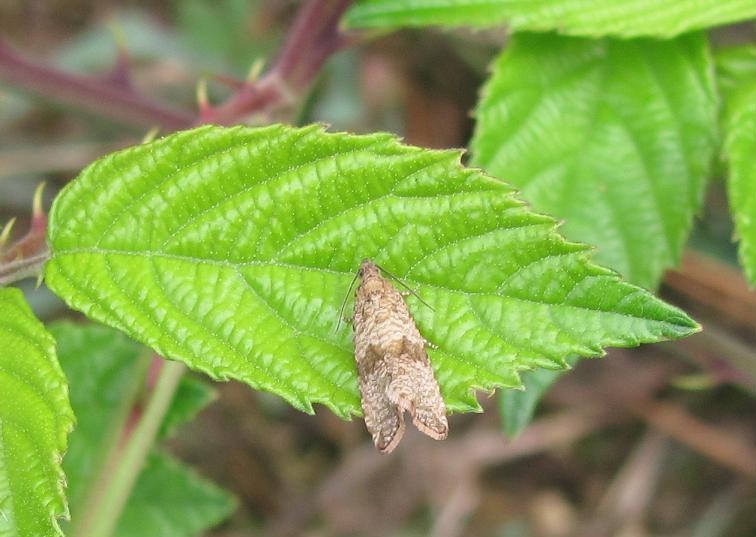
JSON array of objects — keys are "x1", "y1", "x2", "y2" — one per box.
[
  {"x1": 346, "y1": 0, "x2": 756, "y2": 36},
  {"x1": 0, "y1": 288, "x2": 74, "y2": 537},
  {"x1": 472, "y1": 33, "x2": 717, "y2": 290},
  {"x1": 160, "y1": 375, "x2": 216, "y2": 440},
  {"x1": 723, "y1": 77, "x2": 756, "y2": 284},
  {"x1": 46, "y1": 125, "x2": 699, "y2": 418},
  {"x1": 499, "y1": 356, "x2": 578, "y2": 439},
  {"x1": 114, "y1": 451, "x2": 235, "y2": 537},
  {"x1": 715, "y1": 45, "x2": 756, "y2": 102},
  {"x1": 52, "y1": 322, "x2": 233, "y2": 537}
]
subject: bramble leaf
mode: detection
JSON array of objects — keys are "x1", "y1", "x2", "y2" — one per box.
[
  {"x1": 52, "y1": 322, "x2": 233, "y2": 537},
  {"x1": 46, "y1": 125, "x2": 699, "y2": 417},
  {"x1": 716, "y1": 45, "x2": 756, "y2": 103},
  {"x1": 472, "y1": 33, "x2": 717, "y2": 290},
  {"x1": 0, "y1": 288, "x2": 73, "y2": 537},
  {"x1": 345, "y1": 0, "x2": 756, "y2": 37},
  {"x1": 721, "y1": 60, "x2": 756, "y2": 285}
]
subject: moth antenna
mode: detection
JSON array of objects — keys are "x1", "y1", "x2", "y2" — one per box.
[
  {"x1": 373, "y1": 262, "x2": 435, "y2": 312},
  {"x1": 334, "y1": 269, "x2": 361, "y2": 333}
]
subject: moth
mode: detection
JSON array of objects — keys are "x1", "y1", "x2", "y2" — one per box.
[{"x1": 342, "y1": 259, "x2": 448, "y2": 453}]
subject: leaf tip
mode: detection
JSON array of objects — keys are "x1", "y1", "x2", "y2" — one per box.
[{"x1": 673, "y1": 314, "x2": 702, "y2": 335}]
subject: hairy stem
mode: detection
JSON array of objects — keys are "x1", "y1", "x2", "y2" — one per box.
[
  {"x1": 78, "y1": 359, "x2": 186, "y2": 537},
  {"x1": 0, "y1": 251, "x2": 50, "y2": 286}
]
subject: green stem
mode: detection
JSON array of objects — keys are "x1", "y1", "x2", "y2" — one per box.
[
  {"x1": 69, "y1": 351, "x2": 152, "y2": 537},
  {"x1": 80, "y1": 359, "x2": 186, "y2": 537}
]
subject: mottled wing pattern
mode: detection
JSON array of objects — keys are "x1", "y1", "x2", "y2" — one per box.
[
  {"x1": 352, "y1": 259, "x2": 448, "y2": 453},
  {"x1": 357, "y1": 348, "x2": 406, "y2": 453},
  {"x1": 386, "y1": 350, "x2": 448, "y2": 440}
]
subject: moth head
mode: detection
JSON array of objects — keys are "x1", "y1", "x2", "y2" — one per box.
[{"x1": 358, "y1": 258, "x2": 380, "y2": 279}]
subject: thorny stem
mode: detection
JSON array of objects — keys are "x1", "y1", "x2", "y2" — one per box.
[
  {"x1": 197, "y1": 0, "x2": 354, "y2": 124},
  {"x1": 0, "y1": 183, "x2": 50, "y2": 285},
  {"x1": 0, "y1": 39, "x2": 193, "y2": 131},
  {"x1": 0, "y1": 250, "x2": 50, "y2": 286},
  {"x1": 0, "y1": 0, "x2": 354, "y2": 130}
]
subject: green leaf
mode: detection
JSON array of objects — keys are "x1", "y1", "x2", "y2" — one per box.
[
  {"x1": 52, "y1": 322, "x2": 233, "y2": 537},
  {"x1": 472, "y1": 33, "x2": 717, "y2": 290},
  {"x1": 346, "y1": 0, "x2": 756, "y2": 36},
  {"x1": 499, "y1": 356, "x2": 578, "y2": 439},
  {"x1": 492, "y1": 35, "x2": 719, "y2": 434},
  {"x1": 159, "y1": 375, "x2": 216, "y2": 440},
  {"x1": 0, "y1": 288, "x2": 73, "y2": 537},
  {"x1": 45, "y1": 124, "x2": 699, "y2": 418},
  {"x1": 715, "y1": 45, "x2": 756, "y2": 102},
  {"x1": 114, "y1": 451, "x2": 235, "y2": 537},
  {"x1": 723, "y1": 76, "x2": 756, "y2": 285}
]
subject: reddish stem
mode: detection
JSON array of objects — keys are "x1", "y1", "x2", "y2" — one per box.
[
  {"x1": 0, "y1": 39, "x2": 193, "y2": 131},
  {"x1": 199, "y1": 0, "x2": 354, "y2": 125},
  {"x1": 0, "y1": 0, "x2": 354, "y2": 131}
]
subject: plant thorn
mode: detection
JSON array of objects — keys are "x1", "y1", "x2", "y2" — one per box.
[
  {"x1": 142, "y1": 127, "x2": 160, "y2": 144},
  {"x1": 108, "y1": 21, "x2": 128, "y2": 51},
  {"x1": 0, "y1": 217, "x2": 16, "y2": 249},
  {"x1": 247, "y1": 58, "x2": 266, "y2": 82},
  {"x1": 196, "y1": 78, "x2": 209, "y2": 111},
  {"x1": 32, "y1": 182, "x2": 46, "y2": 219}
]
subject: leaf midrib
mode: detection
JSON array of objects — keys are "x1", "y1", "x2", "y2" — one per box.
[{"x1": 50, "y1": 248, "x2": 687, "y2": 328}]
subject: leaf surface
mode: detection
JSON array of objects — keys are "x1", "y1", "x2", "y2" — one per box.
[
  {"x1": 722, "y1": 67, "x2": 756, "y2": 284},
  {"x1": 0, "y1": 289, "x2": 73, "y2": 537},
  {"x1": 472, "y1": 33, "x2": 717, "y2": 290},
  {"x1": 345, "y1": 0, "x2": 756, "y2": 36},
  {"x1": 716, "y1": 45, "x2": 756, "y2": 102},
  {"x1": 52, "y1": 322, "x2": 233, "y2": 537},
  {"x1": 46, "y1": 125, "x2": 699, "y2": 417}
]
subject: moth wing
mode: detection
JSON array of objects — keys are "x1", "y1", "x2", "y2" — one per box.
[
  {"x1": 387, "y1": 351, "x2": 448, "y2": 441},
  {"x1": 357, "y1": 352, "x2": 406, "y2": 453}
]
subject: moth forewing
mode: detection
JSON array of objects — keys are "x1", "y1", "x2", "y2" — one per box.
[{"x1": 350, "y1": 259, "x2": 448, "y2": 453}]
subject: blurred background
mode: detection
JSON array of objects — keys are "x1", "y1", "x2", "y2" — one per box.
[{"x1": 1, "y1": 2, "x2": 755, "y2": 536}]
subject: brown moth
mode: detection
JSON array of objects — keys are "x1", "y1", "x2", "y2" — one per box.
[{"x1": 350, "y1": 258, "x2": 448, "y2": 453}]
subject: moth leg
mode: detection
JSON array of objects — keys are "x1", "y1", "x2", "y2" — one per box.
[
  {"x1": 358, "y1": 365, "x2": 405, "y2": 453},
  {"x1": 333, "y1": 315, "x2": 353, "y2": 334},
  {"x1": 386, "y1": 353, "x2": 448, "y2": 441}
]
